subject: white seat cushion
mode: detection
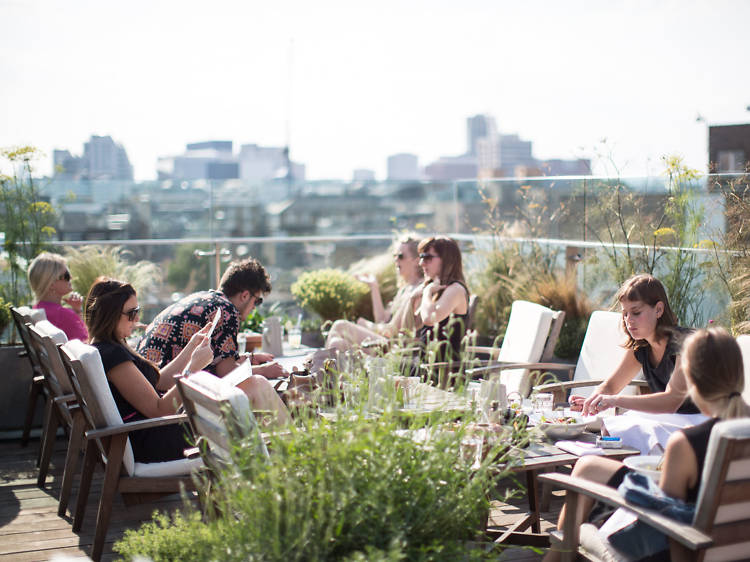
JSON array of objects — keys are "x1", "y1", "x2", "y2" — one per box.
[{"x1": 133, "y1": 456, "x2": 203, "y2": 477}]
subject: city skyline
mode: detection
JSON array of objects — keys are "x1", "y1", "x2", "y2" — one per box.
[{"x1": 2, "y1": 0, "x2": 749, "y2": 181}]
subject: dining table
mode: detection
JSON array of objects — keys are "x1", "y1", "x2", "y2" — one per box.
[{"x1": 486, "y1": 431, "x2": 641, "y2": 547}]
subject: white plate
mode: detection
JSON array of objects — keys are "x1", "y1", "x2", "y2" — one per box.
[{"x1": 623, "y1": 454, "x2": 663, "y2": 482}]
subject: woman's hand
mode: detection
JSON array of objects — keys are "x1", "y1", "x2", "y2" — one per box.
[
  {"x1": 187, "y1": 334, "x2": 213, "y2": 373},
  {"x1": 63, "y1": 291, "x2": 84, "y2": 313},
  {"x1": 186, "y1": 323, "x2": 211, "y2": 352},
  {"x1": 582, "y1": 392, "x2": 618, "y2": 416},
  {"x1": 355, "y1": 273, "x2": 378, "y2": 288}
]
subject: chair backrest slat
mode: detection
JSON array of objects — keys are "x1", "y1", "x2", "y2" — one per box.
[
  {"x1": 29, "y1": 322, "x2": 70, "y2": 393},
  {"x1": 691, "y1": 419, "x2": 750, "y2": 559},
  {"x1": 11, "y1": 306, "x2": 44, "y2": 372}
]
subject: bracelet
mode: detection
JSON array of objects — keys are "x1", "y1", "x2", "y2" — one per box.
[{"x1": 181, "y1": 366, "x2": 192, "y2": 377}]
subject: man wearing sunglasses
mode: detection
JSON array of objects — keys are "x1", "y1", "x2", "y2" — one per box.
[{"x1": 137, "y1": 257, "x2": 287, "y2": 379}]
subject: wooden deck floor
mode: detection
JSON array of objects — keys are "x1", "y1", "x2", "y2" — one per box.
[{"x1": 0, "y1": 435, "x2": 565, "y2": 560}]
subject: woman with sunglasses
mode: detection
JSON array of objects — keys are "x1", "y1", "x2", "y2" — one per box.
[
  {"x1": 85, "y1": 277, "x2": 289, "y2": 463},
  {"x1": 326, "y1": 234, "x2": 423, "y2": 351},
  {"x1": 416, "y1": 236, "x2": 469, "y2": 364},
  {"x1": 28, "y1": 252, "x2": 88, "y2": 341}
]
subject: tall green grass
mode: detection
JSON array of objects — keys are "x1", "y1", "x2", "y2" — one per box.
[{"x1": 115, "y1": 376, "x2": 523, "y2": 561}]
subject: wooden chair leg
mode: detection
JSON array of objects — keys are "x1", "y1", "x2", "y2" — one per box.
[
  {"x1": 560, "y1": 490, "x2": 581, "y2": 562},
  {"x1": 73, "y1": 441, "x2": 98, "y2": 532},
  {"x1": 21, "y1": 375, "x2": 44, "y2": 447},
  {"x1": 91, "y1": 434, "x2": 127, "y2": 562},
  {"x1": 36, "y1": 403, "x2": 60, "y2": 488},
  {"x1": 36, "y1": 394, "x2": 55, "y2": 468},
  {"x1": 58, "y1": 411, "x2": 85, "y2": 517}
]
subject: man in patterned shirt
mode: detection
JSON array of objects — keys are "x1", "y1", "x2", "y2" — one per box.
[{"x1": 137, "y1": 257, "x2": 286, "y2": 379}]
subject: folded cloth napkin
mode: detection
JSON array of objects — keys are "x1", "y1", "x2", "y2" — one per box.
[{"x1": 555, "y1": 440, "x2": 605, "y2": 456}]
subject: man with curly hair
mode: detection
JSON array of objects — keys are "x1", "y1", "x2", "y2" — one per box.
[{"x1": 138, "y1": 257, "x2": 286, "y2": 379}]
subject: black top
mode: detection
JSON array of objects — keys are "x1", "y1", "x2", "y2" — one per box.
[
  {"x1": 633, "y1": 327, "x2": 699, "y2": 414},
  {"x1": 418, "y1": 281, "x2": 470, "y2": 363},
  {"x1": 93, "y1": 340, "x2": 189, "y2": 463},
  {"x1": 682, "y1": 417, "x2": 718, "y2": 503}
]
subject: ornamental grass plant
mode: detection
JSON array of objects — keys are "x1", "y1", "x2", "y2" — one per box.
[{"x1": 115, "y1": 366, "x2": 524, "y2": 561}]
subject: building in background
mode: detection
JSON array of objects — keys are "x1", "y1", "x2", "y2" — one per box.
[
  {"x1": 352, "y1": 168, "x2": 376, "y2": 182},
  {"x1": 157, "y1": 141, "x2": 305, "y2": 182},
  {"x1": 53, "y1": 135, "x2": 133, "y2": 180},
  {"x1": 709, "y1": 123, "x2": 750, "y2": 172},
  {"x1": 387, "y1": 153, "x2": 420, "y2": 181}
]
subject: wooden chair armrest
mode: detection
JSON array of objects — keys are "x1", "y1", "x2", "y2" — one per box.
[
  {"x1": 538, "y1": 473, "x2": 713, "y2": 551},
  {"x1": 85, "y1": 413, "x2": 189, "y2": 440},
  {"x1": 466, "y1": 361, "x2": 573, "y2": 378},
  {"x1": 535, "y1": 379, "x2": 651, "y2": 393}
]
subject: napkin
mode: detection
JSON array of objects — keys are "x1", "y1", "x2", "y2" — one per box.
[{"x1": 555, "y1": 440, "x2": 605, "y2": 456}]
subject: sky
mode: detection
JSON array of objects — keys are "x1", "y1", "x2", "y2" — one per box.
[{"x1": 1, "y1": 0, "x2": 749, "y2": 181}]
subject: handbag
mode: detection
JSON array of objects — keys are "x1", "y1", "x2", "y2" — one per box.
[{"x1": 607, "y1": 472, "x2": 694, "y2": 560}]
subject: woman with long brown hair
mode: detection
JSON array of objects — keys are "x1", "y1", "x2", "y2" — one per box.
[
  {"x1": 415, "y1": 236, "x2": 469, "y2": 363},
  {"x1": 85, "y1": 277, "x2": 289, "y2": 463}
]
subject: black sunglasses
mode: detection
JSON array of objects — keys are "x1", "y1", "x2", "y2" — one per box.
[
  {"x1": 121, "y1": 306, "x2": 140, "y2": 322},
  {"x1": 254, "y1": 295, "x2": 263, "y2": 306},
  {"x1": 393, "y1": 253, "x2": 405, "y2": 260},
  {"x1": 59, "y1": 270, "x2": 71, "y2": 281},
  {"x1": 418, "y1": 253, "x2": 437, "y2": 261}
]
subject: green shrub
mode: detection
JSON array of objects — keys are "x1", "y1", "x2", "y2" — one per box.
[
  {"x1": 115, "y1": 372, "x2": 521, "y2": 561},
  {"x1": 291, "y1": 268, "x2": 370, "y2": 322},
  {"x1": 0, "y1": 296, "x2": 11, "y2": 336}
]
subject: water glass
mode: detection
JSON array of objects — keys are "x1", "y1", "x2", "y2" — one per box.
[
  {"x1": 237, "y1": 332, "x2": 247, "y2": 354},
  {"x1": 534, "y1": 392, "x2": 554, "y2": 413},
  {"x1": 288, "y1": 327, "x2": 302, "y2": 348}
]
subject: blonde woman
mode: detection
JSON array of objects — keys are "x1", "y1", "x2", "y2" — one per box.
[
  {"x1": 326, "y1": 234, "x2": 424, "y2": 352},
  {"x1": 28, "y1": 252, "x2": 88, "y2": 341}
]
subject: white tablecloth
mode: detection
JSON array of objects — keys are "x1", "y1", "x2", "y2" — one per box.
[{"x1": 602, "y1": 410, "x2": 708, "y2": 455}]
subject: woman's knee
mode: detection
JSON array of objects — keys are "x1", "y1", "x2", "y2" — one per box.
[{"x1": 572, "y1": 456, "x2": 623, "y2": 484}]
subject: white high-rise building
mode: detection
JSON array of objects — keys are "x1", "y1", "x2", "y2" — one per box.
[{"x1": 387, "y1": 153, "x2": 419, "y2": 181}]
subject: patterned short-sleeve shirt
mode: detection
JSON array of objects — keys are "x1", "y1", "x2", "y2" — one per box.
[{"x1": 136, "y1": 290, "x2": 240, "y2": 370}]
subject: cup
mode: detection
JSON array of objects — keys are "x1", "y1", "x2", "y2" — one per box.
[
  {"x1": 534, "y1": 392, "x2": 554, "y2": 413},
  {"x1": 288, "y1": 326, "x2": 302, "y2": 348},
  {"x1": 237, "y1": 332, "x2": 247, "y2": 354}
]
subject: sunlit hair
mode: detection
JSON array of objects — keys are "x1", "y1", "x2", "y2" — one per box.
[
  {"x1": 393, "y1": 233, "x2": 423, "y2": 284},
  {"x1": 27, "y1": 252, "x2": 68, "y2": 303},
  {"x1": 682, "y1": 327, "x2": 749, "y2": 419},
  {"x1": 219, "y1": 257, "x2": 272, "y2": 298},
  {"x1": 85, "y1": 277, "x2": 137, "y2": 344},
  {"x1": 418, "y1": 236, "x2": 466, "y2": 299},
  {"x1": 616, "y1": 274, "x2": 677, "y2": 349}
]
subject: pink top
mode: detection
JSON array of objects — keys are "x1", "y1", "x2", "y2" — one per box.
[{"x1": 33, "y1": 301, "x2": 89, "y2": 342}]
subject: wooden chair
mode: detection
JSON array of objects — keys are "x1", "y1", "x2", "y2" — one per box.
[
  {"x1": 175, "y1": 367, "x2": 269, "y2": 474},
  {"x1": 540, "y1": 418, "x2": 750, "y2": 561},
  {"x1": 11, "y1": 306, "x2": 48, "y2": 447},
  {"x1": 26, "y1": 321, "x2": 72, "y2": 490},
  {"x1": 461, "y1": 300, "x2": 566, "y2": 396},
  {"x1": 58, "y1": 339, "x2": 203, "y2": 562}
]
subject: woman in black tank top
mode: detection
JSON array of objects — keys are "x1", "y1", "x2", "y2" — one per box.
[
  {"x1": 545, "y1": 328, "x2": 750, "y2": 562},
  {"x1": 415, "y1": 236, "x2": 469, "y2": 364}
]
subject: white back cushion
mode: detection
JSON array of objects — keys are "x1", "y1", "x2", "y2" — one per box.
[
  {"x1": 572, "y1": 310, "x2": 636, "y2": 398},
  {"x1": 62, "y1": 339, "x2": 136, "y2": 476},
  {"x1": 32, "y1": 320, "x2": 71, "y2": 392},
  {"x1": 496, "y1": 300, "x2": 554, "y2": 396},
  {"x1": 16, "y1": 305, "x2": 47, "y2": 324},
  {"x1": 736, "y1": 335, "x2": 750, "y2": 403}
]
